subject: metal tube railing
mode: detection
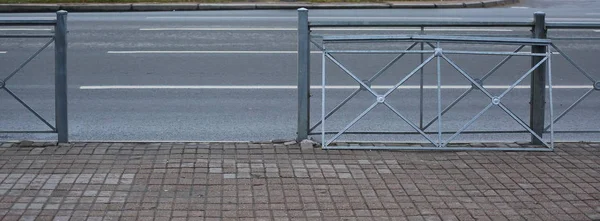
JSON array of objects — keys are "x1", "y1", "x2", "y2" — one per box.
[
  {"x1": 297, "y1": 8, "x2": 310, "y2": 141},
  {"x1": 530, "y1": 12, "x2": 547, "y2": 145},
  {"x1": 317, "y1": 38, "x2": 553, "y2": 149},
  {"x1": 309, "y1": 21, "x2": 534, "y2": 28},
  {"x1": 546, "y1": 22, "x2": 600, "y2": 29},
  {"x1": 0, "y1": 11, "x2": 68, "y2": 143},
  {"x1": 55, "y1": 11, "x2": 69, "y2": 143},
  {"x1": 298, "y1": 9, "x2": 600, "y2": 150},
  {"x1": 298, "y1": 9, "x2": 600, "y2": 148},
  {"x1": 0, "y1": 20, "x2": 57, "y2": 26}
]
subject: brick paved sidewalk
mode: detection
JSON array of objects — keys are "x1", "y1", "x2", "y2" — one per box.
[{"x1": 0, "y1": 142, "x2": 599, "y2": 221}]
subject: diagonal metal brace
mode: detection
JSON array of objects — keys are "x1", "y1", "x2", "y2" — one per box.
[
  {"x1": 310, "y1": 42, "x2": 419, "y2": 132},
  {"x1": 2, "y1": 88, "x2": 56, "y2": 131},
  {"x1": 423, "y1": 45, "x2": 526, "y2": 130},
  {"x1": 3, "y1": 38, "x2": 55, "y2": 82},
  {"x1": 440, "y1": 54, "x2": 551, "y2": 147}
]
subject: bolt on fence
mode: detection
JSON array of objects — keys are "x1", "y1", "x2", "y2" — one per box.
[{"x1": 0, "y1": 11, "x2": 68, "y2": 143}]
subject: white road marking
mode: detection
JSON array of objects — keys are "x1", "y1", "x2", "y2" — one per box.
[
  {"x1": 0, "y1": 28, "x2": 52, "y2": 31},
  {"x1": 74, "y1": 140, "x2": 244, "y2": 143},
  {"x1": 594, "y1": 30, "x2": 600, "y2": 32},
  {"x1": 80, "y1": 85, "x2": 593, "y2": 90},
  {"x1": 510, "y1": 6, "x2": 529, "y2": 9},
  {"x1": 146, "y1": 16, "x2": 462, "y2": 20},
  {"x1": 140, "y1": 27, "x2": 513, "y2": 32},
  {"x1": 0, "y1": 51, "x2": 6, "y2": 54},
  {"x1": 107, "y1": 51, "x2": 322, "y2": 54}
]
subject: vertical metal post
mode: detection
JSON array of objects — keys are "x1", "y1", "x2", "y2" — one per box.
[
  {"x1": 547, "y1": 46, "x2": 554, "y2": 150},
  {"x1": 436, "y1": 43, "x2": 442, "y2": 147},
  {"x1": 530, "y1": 12, "x2": 546, "y2": 145},
  {"x1": 321, "y1": 44, "x2": 326, "y2": 148},
  {"x1": 55, "y1": 10, "x2": 68, "y2": 143},
  {"x1": 297, "y1": 8, "x2": 310, "y2": 141},
  {"x1": 419, "y1": 27, "x2": 425, "y2": 129}
]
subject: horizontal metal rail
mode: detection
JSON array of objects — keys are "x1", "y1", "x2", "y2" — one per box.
[
  {"x1": 324, "y1": 50, "x2": 549, "y2": 57},
  {"x1": 310, "y1": 130, "x2": 531, "y2": 135},
  {"x1": 310, "y1": 130, "x2": 599, "y2": 135},
  {"x1": 310, "y1": 21, "x2": 533, "y2": 28},
  {"x1": 323, "y1": 145, "x2": 552, "y2": 151},
  {"x1": 0, "y1": 34, "x2": 54, "y2": 38},
  {"x1": 321, "y1": 34, "x2": 552, "y2": 45},
  {"x1": 546, "y1": 22, "x2": 600, "y2": 29},
  {"x1": 310, "y1": 21, "x2": 600, "y2": 29},
  {"x1": 0, "y1": 20, "x2": 57, "y2": 26},
  {"x1": 550, "y1": 37, "x2": 600, "y2": 40},
  {"x1": 0, "y1": 130, "x2": 57, "y2": 134}
]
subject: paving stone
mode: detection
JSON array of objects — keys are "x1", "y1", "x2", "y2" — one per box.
[{"x1": 0, "y1": 142, "x2": 597, "y2": 219}]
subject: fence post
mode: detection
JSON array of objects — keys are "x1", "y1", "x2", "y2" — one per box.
[
  {"x1": 530, "y1": 12, "x2": 546, "y2": 145},
  {"x1": 297, "y1": 8, "x2": 310, "y2": 141},
  {"x1": 55, "y1": 10, "x2": 68, "y2": 143}
]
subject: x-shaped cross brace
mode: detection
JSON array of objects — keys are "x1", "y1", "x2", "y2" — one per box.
[
  {"x1": 543, "y1": 43, "x2": 600, "y2": 132},
  {"x1": 1, "y1": 38, "x2": 56, "y2": 131},
  {"x1": 440, "y1": 52, "x2": 553, "y2": 148},
  {"x1": 320, "y1": 41, "x2": 553, "y2": 148},
  {"x1": 321, "y1": 45, "x2": 440, "y2": 147}
]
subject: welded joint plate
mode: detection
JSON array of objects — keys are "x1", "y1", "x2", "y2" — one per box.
[
  {"x1": 492, "y1": 97, "x2": 501, "y2": 105},
  {"x1": 360, "y1": 80, "x2": 371, "y2": 91},
  {"x1": 0, "y1": 80, "x2": 4, "y2": 89},
  {"x1": 594, "y1": 81, "x2": 600, "y2": 90},
  {"x1": 434, "y1": 48, "x2": 443, "y2": 57},
  {"x1": 472, "y1": 78, "x2": 483, "y2": 90}
]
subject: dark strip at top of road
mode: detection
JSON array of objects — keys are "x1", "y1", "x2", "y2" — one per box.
[{"x1": 0, "y1": 0, "x2": 518, "y2": 13}]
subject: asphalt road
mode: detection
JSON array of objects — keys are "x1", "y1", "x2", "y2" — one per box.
[{"x1": 1, "y1": 1, "x2": 600, "y2": 143}]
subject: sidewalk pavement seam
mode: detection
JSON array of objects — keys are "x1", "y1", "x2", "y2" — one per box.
[
  {"x1": 0, "y1": 141, "x2": 597, "y2": 220},
  {"x1": 0, "y1": 0, "x2": 518, "y2": 13}
]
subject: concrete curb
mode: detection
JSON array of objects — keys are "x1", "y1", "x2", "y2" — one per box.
[
  {"x1": 132, "y1": 3, "x2": 198, "y2": 11},
  {"x1": 0, "y1": 0, "x2": 518, "y2": 12},
  {"x1": 0, "y1": 4, "x2": 59, "y2": 12},
  {"x1": 59, "y1": 4, "x2": 132, "y2": 12}
]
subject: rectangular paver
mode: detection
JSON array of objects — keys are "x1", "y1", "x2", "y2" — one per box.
[{"x1": 0, "y1": 142, "x2": 598, "y2": 220}]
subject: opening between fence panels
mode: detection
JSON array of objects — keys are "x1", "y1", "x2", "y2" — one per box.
[{"x1": 311, "y1": 34, "x2": 554, "y2": 151}]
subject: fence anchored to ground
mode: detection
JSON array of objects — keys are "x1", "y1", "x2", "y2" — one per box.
[
  {"x1": 0, "y1": 11, "x2": 68, "y2": 143},
  {"x1": 297, "y1": 9, "x2": 600, "y2": 151}
]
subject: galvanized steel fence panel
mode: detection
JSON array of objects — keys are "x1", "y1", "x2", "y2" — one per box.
[
  {"x1": 297, "y1": 9, "x2": 600, "y2": 151},
  {"x1": 0, "y1": 11, "x2": 68, "y2": 143}
]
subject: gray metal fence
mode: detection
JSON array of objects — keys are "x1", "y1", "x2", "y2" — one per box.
[
  {"x1": 545, "y1": 23, "x2": 600, "y2": 135},
  {"x1": 297, "y1": 9, "x2": 600, "y2": 151},
  {"x1": 0, "y1": 11, "x2": 68, "y2": 143}
]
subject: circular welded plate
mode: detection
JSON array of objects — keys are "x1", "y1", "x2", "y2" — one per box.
[{"x1": 492, "y1": 97, "x2": 501, "y2": 105}]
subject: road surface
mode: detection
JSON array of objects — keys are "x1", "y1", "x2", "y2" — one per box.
[{"x1": 1, "y1": 0, "x2": 599, "y2": 143}]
